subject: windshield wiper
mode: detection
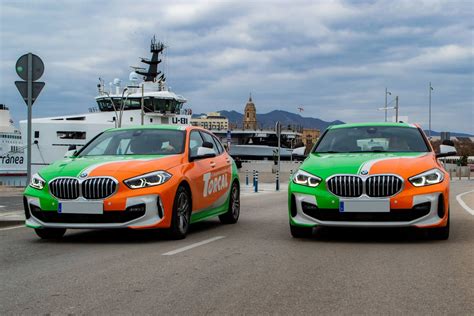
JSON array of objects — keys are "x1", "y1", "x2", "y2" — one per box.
[{"x1": 350, "y1": 150, "x2": 388, "y2": 153}]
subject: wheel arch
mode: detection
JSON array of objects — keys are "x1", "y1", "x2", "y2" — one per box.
[{"x1": 178, "y1": 180, "x2": 193, "y2": 210}]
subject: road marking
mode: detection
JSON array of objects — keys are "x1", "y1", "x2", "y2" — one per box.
[
  {"x1": 162, "y1": 236, "x2": 225, "y2": 256},
  {"x1": 0, "y1": 225, "x2": 25, "y2": 231},
  {"x1": 0, "y1": 205, "x2": 5, "y2": 208},
  {"x1": 456, "y1": 190, "x2": 474, "y2": 215}
]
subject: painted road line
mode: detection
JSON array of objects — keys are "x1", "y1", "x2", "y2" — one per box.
[
  {"x1": 0, "y1": 205, "x2": 5, "y2": 208},
  {"x1": 0, "y1": 225, "x2": 25, "y2": 231},
  {"x1": 456, "y1": 190, "x2": 474, "y2": 215},
  {"x1": 162, "y1": 236, "x2": 225, "y2": 256}
]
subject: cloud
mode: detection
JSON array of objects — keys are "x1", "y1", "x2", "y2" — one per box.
[{"x1": 0, "y1": 0, "x2": 472, "y2": 133}]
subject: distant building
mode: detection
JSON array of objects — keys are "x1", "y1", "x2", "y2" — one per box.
[
  {"x1": 243, "y1": 94, "x2": 257, "y2": 130},
  {"x1": 440, "y1": 132, "x2": 451, "y2": 141},
  {"x1": 190, "y1": 112, "x2": 229, "y2": 130},
  {"x1": 302, "y1": 128, "x2": 320, "y2": 148}
]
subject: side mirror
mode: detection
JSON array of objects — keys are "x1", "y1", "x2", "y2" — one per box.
[
  {"x1": 202, "y1": 141, "x2": 214, "y2": 149},
  {"x1": 441, "y1": 139, "x2": 455, "y2": 146},
  {"x1": 64, "y1": 145, "x2": 77, "y2": 158},
  {"x1": 64, "y1": 149, "x2": 77, "y2": 158},
  {"x1": 292, "y1": 146, "x2": 307, "y2": 160},
  {"x1": 190, "y1": 147, "x2": 216, "y2": 161},
  {"x1": 436, "y1": 142, "x2": 457, "y2": 158}
]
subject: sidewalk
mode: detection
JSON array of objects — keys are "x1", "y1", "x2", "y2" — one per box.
[
  {"x1": 241, "y1": 182, "x2": 288, "y2": 196},
  {"x1": 0, "y1": 187, "x2": 24, "y2": 226},
  {"x1": 0, "y1": 187, "x2": 24, "y2": 197},
  {"x1": 0, "y1": 211, "x2": 24, "y2": 226}
]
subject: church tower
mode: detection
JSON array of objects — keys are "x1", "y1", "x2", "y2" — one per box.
[{"x1": 243, "y1": 94, "x2": 257, "y2": 130}]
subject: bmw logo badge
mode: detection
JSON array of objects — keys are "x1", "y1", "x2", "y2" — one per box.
[
  {"x1": 80, "y1": 172, "x2": 88, "y2": 178},
  {"x1": 361, "y1": 170, "x2": 368, "y2": 175}
]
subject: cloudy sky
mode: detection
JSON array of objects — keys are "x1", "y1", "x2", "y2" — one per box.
[{"x1": 1, "y1": 0, "x2": 473, "y2": 133}]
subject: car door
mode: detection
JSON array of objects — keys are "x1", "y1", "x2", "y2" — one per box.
[
  {"x1": 199, "y1": 131, "x2": 232, "y2": 209},
  {"x1": 186, "y1": 130, "x2": 215, "y2": 212}
]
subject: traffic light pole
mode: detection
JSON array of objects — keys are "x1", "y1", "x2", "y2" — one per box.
[{"x1": 27, "y1": 53, "x2": 33, "y2": 183}]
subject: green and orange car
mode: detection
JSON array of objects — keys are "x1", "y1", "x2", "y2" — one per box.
[
  {"x1": 289, "y1": 122, "x2": 456, "y2": 239},
  {"x1": 24, "y1": 125, "x2": 240, "y2": 239}
]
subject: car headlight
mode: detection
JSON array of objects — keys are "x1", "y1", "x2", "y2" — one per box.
[
  {"x1": 293, "y1": 170, "x2": 321, "y2": 187},
  {"x1": 30, "y1": 173, "x2": 45, "y2": 190},
  {"x1": 124, "y1": 171, "x2": 172, "y2": 189},
  {"x1": 409, "y1": 168, "x2": 444, "y2": 187}
]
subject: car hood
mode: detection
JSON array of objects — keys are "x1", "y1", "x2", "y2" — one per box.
[
  {"x1": 300, "y1": 152, "x2": 436, "y2": 179},
  {"x1": 38, "y1": 155, "x2": 184, "y2": 181}
]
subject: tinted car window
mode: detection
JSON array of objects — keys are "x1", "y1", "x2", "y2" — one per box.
[
  {"x1": 213, "y1": 136, "x2": 224, "y2": 154},
  {"x1": 189, "y1": 131, "x2": 204, "y2": 157},
  {"x1": 200, "y1": 132, "x2": 219, "y2": 155},
  {"x1": 314, "y1": 126, "x2": 429, "y2": 153},
  {"x1": 78, "y1": 129, "x2": 185, "y2": 156}
]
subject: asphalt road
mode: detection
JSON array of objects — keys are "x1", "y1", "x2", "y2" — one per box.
[
  {"x1": 0, "y1": 195, "x2": 23, "y2": 211},
  {"x1": 1, "y1": 181, "x2": 473, "y2": 315}
]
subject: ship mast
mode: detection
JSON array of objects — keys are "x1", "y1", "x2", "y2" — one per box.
[{"x1": 135, "y1": 35, "x2": 166, "y2": 83}]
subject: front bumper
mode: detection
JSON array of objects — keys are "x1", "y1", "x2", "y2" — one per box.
[
  {"x1": 24, "y1": 194, "x2": 166, "y2": 229},
  {"x1": 290, "y1": 192, "x2": 446, "y2": 228}
]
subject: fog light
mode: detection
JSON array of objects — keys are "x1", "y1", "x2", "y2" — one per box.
[
  {"x1": 302, "y1": 202, "x2": 318, "y2": 212},
  {"x1": 127, "y1": 204, "x2": 146, "y2": 212}
]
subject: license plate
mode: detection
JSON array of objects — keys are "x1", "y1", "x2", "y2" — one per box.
[
  {"x1": 339, "y1": 199, "x2": 390, "y2": 213},
  {"x1": 58, "y1": 201, "x2": 103, "y2": 214}
]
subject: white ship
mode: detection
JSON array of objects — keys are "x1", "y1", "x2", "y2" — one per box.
[
  {"x1": 20, "y1": 36, "x2": 192, "y2": 175},
  {"x1": 0, "y1": 104, "x2": 27, "y2": 186}
]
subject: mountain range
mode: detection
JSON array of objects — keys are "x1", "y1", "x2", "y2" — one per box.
[
  {"x1": 200, "y1": 110, "x2": 344, "y2": 131},
  {"x1": 193, "y1": 110, "x2": 472, "y2": 136}
]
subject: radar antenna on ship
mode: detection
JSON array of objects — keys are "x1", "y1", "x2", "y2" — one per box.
[{"x1": 135, "y1": 35, "x2": 166, "y2": 82}]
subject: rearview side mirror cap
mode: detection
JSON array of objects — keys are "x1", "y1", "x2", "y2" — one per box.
[
  {"x1": 438, "y1": 143, "x2": 457, "y2": 157},
  {"x1": 190, "y1": 146, "x2": 216, "y2": 161},
  {"x1": 64, "y1": 149, "x2": 78, "y2": 158},
  {"x1": 436, "y1": 151, "x2": 457, "y2": 159},
  {"x1": 441, "y1": 139, "x2": 455, "y2": 147}
]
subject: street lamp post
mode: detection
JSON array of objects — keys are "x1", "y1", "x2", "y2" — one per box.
[
  {"x1": 429, "y1": 82, "x2": 433, "y2": 139},
  {"x1": 385, "y1": 88, "x2": 391, "y2": 122},
  {"x1": 378, "y1": 95, "x2": 398, "y2": 122},
  {"x1": 103, "y1": 92, "x2": 118, "y2": 128},
  {"x1": 119, "y1": 88, "x2": 129, "y2": 128},
  {"x1": 141, "y1": 83, "x2": 145, "y2": 125},
  {"x1": 395, "y1": 96, "x2": 399, "y2": 122}
]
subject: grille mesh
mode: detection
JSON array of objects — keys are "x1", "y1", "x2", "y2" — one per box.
[
  {"x1": 366, "y1": 175, "x2": 402, "y2": 197},
  {"x1": 49, "y1": 178, "x2": 80, "y2": 200},
  {"x1": 327, "y1": 175, "x2": 403, "y2": 198},
  {"x1": 327, "y1": 176, "x2": 363, "y2": 197},
  {"x1": 49, "y1": 177, "x2": 116, "y2": 200},
  {"x1": 82, "y1": 178, "x2": 117, "y2": 199}
]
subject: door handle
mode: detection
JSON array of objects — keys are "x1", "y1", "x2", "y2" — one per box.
[{"x1": 210, "y1": 162, "x2": 216, "y2": 168}]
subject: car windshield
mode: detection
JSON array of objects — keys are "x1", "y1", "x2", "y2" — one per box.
[
  {"x1": 314, "y1": 126, "x2": 429, "y2": 153},
  {"x1": 77, "y1": 129, "x2": 185, "y2": 156}
]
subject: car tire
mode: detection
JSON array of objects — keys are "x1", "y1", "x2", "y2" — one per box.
[
  {"x1": 427, "y1": 209, "x2": 450, "y2": 240},
  {"x1": 35, "y1": 228, "x2": 66, "y2": 239},
  {"x1": 167, "y1": 185, "x2": 192, "y2": 240},
  {"x1": 219, "y1": 181, "x2": 240, "y2": 224},
  {"x1": 290, "y1": 224, "x2": 313, "y2": 238}
]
